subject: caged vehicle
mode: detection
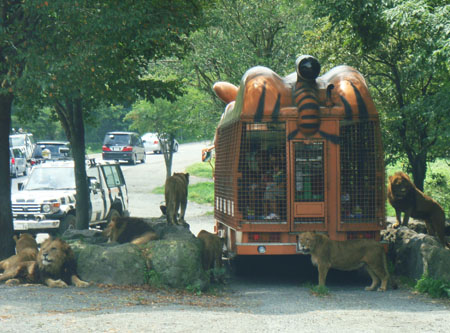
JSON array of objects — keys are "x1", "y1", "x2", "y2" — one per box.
[
  {"x1": 12, "y1": 159, "x2": 129, "y2": 235},
  {"x1": 208, "y1": 55, "x2": 386, "y2": 259},
  {"x1": 102, "y1": 131, "x2": 146, "y2": 164},
  {"x1": 10, "y1": 147, "x2": 28, "y2": 178}
]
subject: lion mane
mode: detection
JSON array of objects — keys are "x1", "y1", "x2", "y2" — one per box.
[
  {"x1": 388, "y1": 171, "x2": 449, "y2": 248},
  {"x1": 1, "y1": 236, "x2": 89, "y2": 288},
  {"x1": 298, "y1": 232, "x2": 394, "y2": 291},
  {"x1": 103, "y1": 216, "x2": 158, "y2": 245},
  {"x1": 164, "y1": 172, "x2": 189, "y2": 225}
]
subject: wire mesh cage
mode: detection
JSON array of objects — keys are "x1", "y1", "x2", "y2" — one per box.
[
  {"x1": 237, "y1": 123, "x2": 287, "y2": 221},
  {"x1": 340, "y1": 120, "x2": 384, "y2": 223}
]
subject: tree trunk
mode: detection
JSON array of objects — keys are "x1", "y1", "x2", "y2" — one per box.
[
  {"x1": 56, "y1": 98, "x2": 90, "y2": 230},
  {"x1": 410, "y1": 153, "x2": 427, "y2": 192},
  {"x1": 0, "y1": 93, "x2": 15, "y2": 260}
]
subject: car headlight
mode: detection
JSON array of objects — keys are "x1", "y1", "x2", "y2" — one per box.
[{"x1": 42, "y1": 203, "x2": 61, "y2": 213}]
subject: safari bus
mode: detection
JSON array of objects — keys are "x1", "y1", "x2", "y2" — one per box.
[{"x1": 204, "y1": 55, "x2": 386, "y2": 259}]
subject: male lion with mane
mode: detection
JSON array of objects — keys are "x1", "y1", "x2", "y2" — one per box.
[
  {"x1": 388, "y1": 171, "x2": 449, "y2": 248},
  {"x1": 164, "y1": 172, "x2": 189, "y2": 225},
  {"x1": 103, "y1": 216, "x2": 158, "y2": 245},
  {"x1": 0, "y1": 237, "x2": 89, "y2": 288},
  {"x1": 298, "y1": 232, "x2": 394, "y2": 291}
]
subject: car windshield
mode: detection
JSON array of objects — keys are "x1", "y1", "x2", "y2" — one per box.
[
  {"x1": 39, "y1": 144, "x2": 68, "y2": 157},
  {"x1": 10, "y1": 136, "x2": 25, "y2": 146},
  {"x1": 25, "y1": 167, "x2": 75, "y2": 190},
  {"x1": 104, "y1": 134, "x2": 130, "y2": 145}
]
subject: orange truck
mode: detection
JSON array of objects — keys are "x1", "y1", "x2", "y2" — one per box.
[{"x1": 209, "y1": 55, "x2": 385, "y2": 258}]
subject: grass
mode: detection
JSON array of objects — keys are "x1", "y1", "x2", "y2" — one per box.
[
  {"x1": 186, "y1": 162, "x2": 214, "y2": 179},
  {"x1": 152, "y1": 179, "x2": 214, "y2": 205}
]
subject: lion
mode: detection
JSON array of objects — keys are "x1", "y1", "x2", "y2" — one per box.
[
  {"x1": 164, "y1": 172, "x2": 189, "y2": 225},
  {"x1": 0, "y1": 233, "x2": 38, "y2": 278},
  {"x1": 197, "y1": 230, "x2": 223, "y2": 271},
  {"x1": 388, "y1": 171, "x2": 449, "y2": 248},
  {"x1": 0, "y1": 237, "x2": 89, "y2": 288},
  {"x1": 103, "y1": 216, "x2": 158, "y2": 245},
  {"x1": 298, "y1": 232, "x2": 394, "y2": 291}
]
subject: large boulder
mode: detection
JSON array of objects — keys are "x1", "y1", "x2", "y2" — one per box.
[
  {"x1": 382, "y1": 222, "x2": 450, "y2": 281},
  {"x1": 65, "y1": 220, "x2": 209, "y2": 290}
]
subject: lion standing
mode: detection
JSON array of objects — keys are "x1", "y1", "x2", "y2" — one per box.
[
  {"x1": 298, "y1": 232, "x2": 393, "y2": 291},
  {"x1": 197, "y1": 230, "x2": 222, "y2": 271},
  {"x1": 165, "y1": 172, "x2": 189, "y2": 225},
  {"x1": 388, "y1": 171, "x2": 449, "y2": 248}
]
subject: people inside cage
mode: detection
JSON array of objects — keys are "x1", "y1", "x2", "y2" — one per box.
[{"x1": 263, "y1": 155, "x2": 286, "y2": 220}]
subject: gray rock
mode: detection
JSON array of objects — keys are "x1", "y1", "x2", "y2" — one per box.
[
  {"x1": 68, "y1": 221, "x2": 209, "y2": 290},
  {"x1": 382, "y1": 224, "x2": 450, "y2": 281}
]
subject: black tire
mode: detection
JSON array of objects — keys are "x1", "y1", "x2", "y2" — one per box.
[
  {"x1": 173, "y1": 143, "x2": 179, "y2": 152},
  {"x1": 59, "y1": 214, "x2": 76, "y2": 234},
  {"x1": 141, "y1": 153, "x2": 146, "y2": 164},
  {"x1": 11, "y1": 168, "x2": 17, "y2": 178},
  {"x1": 129, "y1": 154, "x2": 136, "y2": 165}
]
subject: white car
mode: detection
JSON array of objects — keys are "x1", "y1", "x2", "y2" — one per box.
[{"x1": 141, "y1": 132, "x2": 179, "y2": 154}]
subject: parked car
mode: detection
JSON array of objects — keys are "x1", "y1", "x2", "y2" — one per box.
[
  {"x1": 9, "y1": 132, "x2": 35, "y2": 162},
  {"x1": 35, "y1": 141, "x2": 71, "y2": 160},
  {"x1": 12, "y1": 159, "x2": 130, "y2": 234},
  {"x1": 141, "y1": 132, "x2": 179, "y2": 154},
  {"x1": 10, "y1": 147, "x2": 27, "y2": 178},
  {"x1": 102, "y1": 131, "x2": 146, "y2": 164}
]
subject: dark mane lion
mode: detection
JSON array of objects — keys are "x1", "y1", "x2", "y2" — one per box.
[{"x1": 388, "y1": 171, "x2": 449, "y2": 248}]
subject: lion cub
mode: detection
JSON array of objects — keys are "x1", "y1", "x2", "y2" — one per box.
[
  {"x1": 298, "y1": 232, "x2": 393, "y2": 291},
  {"x1": 0, "y1": 233, "x2": 38, "y2": 279},
  {"x1": 164, "y1": 172, "x2": 189, "y2": 225}
]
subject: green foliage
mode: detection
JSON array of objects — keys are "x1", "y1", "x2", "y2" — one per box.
[
  {"x1": 415, "y1": 275, "x2": 450, "y2": 299},
  {"x1": 186, "y1": 162, "x2": 214, "y2": 179},
  {"x1": 146, "y1": 269, "x2": 164, "y2": 288},
  {"x1": 303, "y1": 282, "x2": 330, "y2": 296}
]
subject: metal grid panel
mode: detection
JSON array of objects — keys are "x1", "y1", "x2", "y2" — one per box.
[
  {"x1": 215, "y1": 122, "x2": 240, "y2": 221},
  {"x1": 238, "y1": 123, "x2": 287, "y2": 221},
  {"x1": 294, "y1": 141, "x2": 324, "y2": 202},
  {"x1": 340, "y1": 121, "x2": 384, "y2": 223}
]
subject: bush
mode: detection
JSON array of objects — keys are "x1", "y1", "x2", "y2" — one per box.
[{"x1": 415, "y1": 275, "x2": 450, "y2": 299}]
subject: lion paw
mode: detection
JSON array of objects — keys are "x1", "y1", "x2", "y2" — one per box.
[
  {"x1": 392, "y1": 222, "x2": 400, "y2": 229},
  {"x1": 47, "y1": 279, "x2": 68, "y2": 288},
  {"x1": 377, "y1": 287, "x2": 387, "y2": 292},
  {"x1": 5, "y1": 279, "x2": 20, "y2": 286}
]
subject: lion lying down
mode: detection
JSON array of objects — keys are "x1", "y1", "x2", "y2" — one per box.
[
  {"x1": 298, "y1": 232, "x2": 394, "y2": 291},
  {"x1": 0, "y1": 233, "x2": 38, "y2": 276},
  {"x1": 0, "y1": 236, "x2": 89, "y2": 288}
]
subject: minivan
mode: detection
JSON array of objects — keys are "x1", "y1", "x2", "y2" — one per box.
[{"x1": 102, "y1": 131, "x2": 146, "y2": 164}]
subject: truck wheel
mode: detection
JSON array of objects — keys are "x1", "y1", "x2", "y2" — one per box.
[
  {"x1": 129, "y1": 154, "x2": 136, "y2": 165},
  {"x1": 59, "y1": 214, "x2": 76, "y2": 234}
]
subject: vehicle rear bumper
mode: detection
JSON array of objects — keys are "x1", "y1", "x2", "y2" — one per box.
[
  {"x1": 102, "y1": 152, "x2": 132, "y2": 161},
  {"x1": 14, "y1": 219, "x2": 60, "y2": 231}
]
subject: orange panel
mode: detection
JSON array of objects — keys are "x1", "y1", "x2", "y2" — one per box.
[
  {"x1": 294, "y1": 202, "x2": 324, "y2": 217},
  {"x1": 236, "y1": 244, "x2": 298, "y2": 255}
]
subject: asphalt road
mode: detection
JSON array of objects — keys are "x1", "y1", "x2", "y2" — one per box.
[{"x1": 4, "y1": 141, "x2": 450, "y2": 332}]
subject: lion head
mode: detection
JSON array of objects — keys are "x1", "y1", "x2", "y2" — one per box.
[
  {"x1": 388, "y1": 172, "x2": 414, "y2": 200},
  {"x1": 298, "y1": 232, "x2": 328, "y2": 254},
  {"x1": 37, "y1": 237, "x2": 75, "y2": 276},
  {"x1": 14, "y1": 233, "x2": 38, "y2": 254}
]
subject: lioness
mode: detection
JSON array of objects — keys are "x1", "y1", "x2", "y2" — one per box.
[
  {"x1": 197, "y1": 230, "x2": 222, "y2": 271},
  {"x1": 388, "y1": 171, "x2": 449, "y2": 248},
  {"x1": 0, "y1": 237, "x2": 89, "y2": 288},
  {"x1": 103, "y1": 216, "x2": 158, "y2": 245},
  {"x1": 165, "y1": 172, "x2": 189, "y2": 225},
  {"x1": 0, "y1": 233, "x2": 38, "y2": 279},
  {"x1": 298, "y1": 232, "x2": 392, "y2": 291}
]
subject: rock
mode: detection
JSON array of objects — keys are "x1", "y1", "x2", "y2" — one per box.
[
  {"x1": 68, "y1": 220, "x2": 209, "y2": 290},
  {"x1": 382, "y1": 224, "x2": 450, "y2": 281}
]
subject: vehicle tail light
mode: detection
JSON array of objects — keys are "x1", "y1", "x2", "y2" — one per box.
[
  {"x1": 102, "y1": 145, "x2": 111, "y2": 152},
  {"x1": 11, "y1": 157, "x2": 15, "y2": 165},
  {"x1": 122, "y1": 146, "x2": 133, "y2": 152},
  {"x1": 154, "y1": 140, "x2": 159, "y2": 144}
]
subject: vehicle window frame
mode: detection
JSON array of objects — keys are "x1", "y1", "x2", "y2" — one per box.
[{"x1": 102, "y1": 165, "x2": 125, "y2": 188}]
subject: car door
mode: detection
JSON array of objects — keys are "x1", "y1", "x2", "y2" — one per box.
[
  {"x1": 13, "y1": 148, "x2": 26, "y2": 175},
  {"x1": 86, "y1": 166, "x2": 106, "y2": 222}
]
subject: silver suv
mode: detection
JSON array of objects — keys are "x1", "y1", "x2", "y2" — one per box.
[{"x1": 12, "y1": 159, "x2": 129, "y2": 234}]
